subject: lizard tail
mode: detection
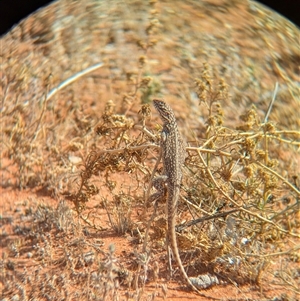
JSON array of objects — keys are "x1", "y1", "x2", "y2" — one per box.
[{"x1": 167, "y1": 192, "x2": 201, "y2": 294}]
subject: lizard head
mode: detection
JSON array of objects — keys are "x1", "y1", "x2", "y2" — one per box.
[{"x1": 153, "y1": 99, "x2": 175, "y2": 124}]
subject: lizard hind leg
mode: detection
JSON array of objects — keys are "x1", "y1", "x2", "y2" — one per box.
[{"x1": 148, "y1": 175, "x2": 174, "y2": 276}]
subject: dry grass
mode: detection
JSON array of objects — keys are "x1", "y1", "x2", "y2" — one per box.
[{"x1": 1, "y1": 0, "x2": 299, "y2": 300}]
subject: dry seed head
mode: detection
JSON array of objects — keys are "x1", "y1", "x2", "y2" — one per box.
[
  {"x1": 200, "y1": 68, "x2": 212, "y2": 90},
  {"x1": 137, "y1": 40, "x2": 146, "y2": 49},
  {"x1": 215, "y1": 102, "x2": 224, "y2": 116},
  {"x1": 243, "y1": 165, "x2": 254, "y2": 178},
  {"x1": 257, "y1": 168, "x2": 269, "y2": 182},
  {"x1": 220, "y1": 168, "x2": 232, "y2": 182},
  {"x1": 206, "y1": 115, "x2": 222, "y2": 127},
  {"x1": 237, "y1": 123, "x2": 252, "y2": 131},
  {"x1": 140, "y1": 76, "x2": 152, "y2": 87},
  {"x1": 126, "y1": 72, "x2": 134, "y2": 82},
  {"x1": 146, "y1": 19, "x2": 159, "y2": 35},
  {"x1": 262, "y1": 122, "x2": 276, "y2": 133},
  {"x1": 114, "y1": 114, "x2": 134, "y2": 129},
  {"x1": 148, "y1": 38, "x2": 158, "y2": 47},
  {"x1": 219, "y1": 78, "x2": 228, "y2": 97},
  {"x1": 195, "y1": 78, "x2": 208, "y2": 102},
  {"x1": 138, "y1": 104, "x2": 151, "y2": 118},
  {"x1": 150, "y1": 18, "x2": 159, "y2": 26},
  {"x1": 239, "y1": 105, "x2": 258, "y2": 125},
  {"x1": 104, "y1": 100, "x2": 116, "y2": 116},
  {"x1": 139, "y1": 55, "x2": 147, "y2": 67},
  {"x1": 267, "y1": 159, "x2": 278, "y2": 168},
  {"x1": 255, "y1": 149, "x2": 266, "y2": 161},
  {"x1": 244, "y1": 137, "x2": 256, "y2": 153}
]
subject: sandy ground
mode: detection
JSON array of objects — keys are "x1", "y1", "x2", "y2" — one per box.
[{"x1": 1, "y1": 0, "x2": 299, "y2": 300}]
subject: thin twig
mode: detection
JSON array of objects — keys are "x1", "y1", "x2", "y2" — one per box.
[
  {"x1": 176, "y1": 208, "x2": 240, "y2": 232},
  {"x1": 30, "y1": 62, "x2": 104, "y2": 143},
  {"x1": 187, "y1": 145, "x2": 299, "y2": 196},
  {"x1": 254, "y1": 160, "x2": 300, "y2": 196},
  {"x1": 242, "y1": 244, "x2": 300, "y2": 258},
  {"x1": 134, "y1": 124, "x2": 157, "y2": 139},
  {"x1": 99, "y1": 143, "x2": 158, "y2": 155},
  {"x1": 134, "y1": 201, "x2": 158, "y2": 289},
  {"x1": 264, "y1": 82, "x2": 279, "y2": 123},
  {"x1": 46, "y1": 62, "x2": 104, "y2": 102},
  {"x1": 196, "y1": 150, "x2": 299, "y2": 238}
]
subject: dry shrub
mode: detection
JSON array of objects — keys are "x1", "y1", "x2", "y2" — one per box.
[{"x1": 1, "y1": 0, "x2": 299, "y2": 300}]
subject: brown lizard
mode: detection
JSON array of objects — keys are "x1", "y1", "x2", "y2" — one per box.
[{"x1": 152, "y1": 99, "x2": 201, "y2": 293}]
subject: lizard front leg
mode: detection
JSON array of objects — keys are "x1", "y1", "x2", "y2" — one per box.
[{"x1": 148, "y1": 175, "x2": 168, "y2": 203}]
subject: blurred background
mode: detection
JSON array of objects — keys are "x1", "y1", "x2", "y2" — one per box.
[{"x1": 0, "y1": 0, "x2": 299, "y2": 36}]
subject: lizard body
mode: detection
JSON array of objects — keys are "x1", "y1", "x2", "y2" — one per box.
[{"x1": 153, "y1": 99, "x2": 200, "y2": 293}]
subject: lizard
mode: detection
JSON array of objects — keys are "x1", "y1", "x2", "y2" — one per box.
[{"x1": 152, "y1": 99, "x2": 201, "y2": 293}]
